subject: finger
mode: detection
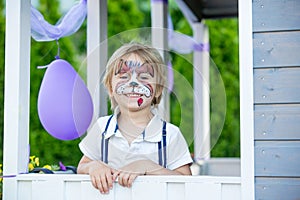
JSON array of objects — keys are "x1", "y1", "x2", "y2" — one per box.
[
  {"x1": 91, "y1": 176, "x2": 98, "y2": 189},
  {"x1": 112, "y1": 170, "x2": 120, "y2": 181},
  {"x1": 118, "y1": 172, "x2": 125, "y2": 187},
  {"x1": 100, "y1": 174, "x2": 109, "y2": 193},
  {"x1": 106, "y1": 173, "x2": 113, "y2": 190},
  {"x1": 119, "y1": 172, "x2": 130, "y2": 187},
  {"x1": 94, "y1": 176, "x2": 105, "y2": 194},
  {"x1": 128, "y1": 174, "x2": 137, "y2": 188}
]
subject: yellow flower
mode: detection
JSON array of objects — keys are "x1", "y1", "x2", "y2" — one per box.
[
  {"x1": 34, "y1": 157, "x2": 40, "y2": 167},
  {"x1": 43, "y1": 165, "x2": 52, "y2": 170},
  {"x1": 29, "y1": 156, "x2": 36, "y2": 163},
  {"x1": 28, "y1": 163, "x2": 34, "y2": 171}
]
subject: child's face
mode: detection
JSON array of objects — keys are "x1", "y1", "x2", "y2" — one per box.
[{"x1": 111, "y1": 53, "x2": 157, "y2": 111}]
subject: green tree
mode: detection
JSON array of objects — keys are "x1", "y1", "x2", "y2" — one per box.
[{"x1": 206, "y1": 19, "x2": 240, "y2": 157}]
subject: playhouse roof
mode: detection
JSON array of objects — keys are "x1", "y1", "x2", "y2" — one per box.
[{"x1": 180, "y1": 0, "x2": 238, "y2": 21}]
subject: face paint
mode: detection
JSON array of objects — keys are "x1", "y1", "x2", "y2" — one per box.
[
  {"x1": 116, "y1": 82, "x2": 152, "y2": 97},
  {"x1": 115, "y1": 59, "x2": 154, "y2": 77},
  {"x1": 137, "y1": 98, "x2": 143, "y2": 106},
  {"x1": 115, "y1": 59, "x2": 155, "y2": 98}
]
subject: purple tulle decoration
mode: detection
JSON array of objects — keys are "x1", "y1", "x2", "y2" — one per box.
[
  {"x1": 168, "y1": 14, "x2": 209, "y2": 54},
  {"x1": 31, "y1": 0, "x2": 87, "y2": 41}
]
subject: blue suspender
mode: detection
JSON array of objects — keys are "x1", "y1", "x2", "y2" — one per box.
[
  {"x1": 101, "y1": 115, "x2": 113, "y2": 164},
  {"x1": 101, "y1": 116, "x2": 167, "y2": 167},
  {"x1": 158, "y1": 121, "x2": 167, "y2": 168}
]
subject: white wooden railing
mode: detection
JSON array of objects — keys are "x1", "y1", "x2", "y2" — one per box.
[{"x1": 15, "y1": 174, "x2": 241, "y2": 200}]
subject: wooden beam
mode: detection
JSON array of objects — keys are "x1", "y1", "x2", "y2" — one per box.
[
  {"x1": 239, "y1": 0, "x2": 255, "y2": 199},
  {"x1": 193, "y1": 23, "x2": 210, "y2": 161},
  {"x1": 151, "y1": 0, "x2": 169, "y2": 121},
  {"x1": 87, "y1": 0, "x2": 107, "y2": 118},
  {"x1": 3, "y1": 0, "x2": 31, "y2": 199}
]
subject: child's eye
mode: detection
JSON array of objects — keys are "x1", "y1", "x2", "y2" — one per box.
[
  {"x1": 139, "y1": 73, "x2": 151, "y2": 80},
  {"x1": 119, "y1": 73, "x2": 129, "y2": 79}
]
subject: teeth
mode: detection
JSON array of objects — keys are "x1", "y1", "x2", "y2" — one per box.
[{"x1": 126, "y1": 94, "x2": 142, "y2": 97}]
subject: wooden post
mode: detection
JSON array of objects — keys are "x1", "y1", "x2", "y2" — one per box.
[
  {"x1": 193, "y1": 23, "x2": 210, "y2": 162},
  {"x1": 3, "y1": 0, "x2": 31, "y2": 199},
  {"x1": 87, "y1": 0, "x2": 108, "y2": 119},
  {"x1": 151, "y1": 0, "x2": 169, "y2": 121},
  {"x1": 239, "y1": 0, "x2": 255, "y2": 199}
]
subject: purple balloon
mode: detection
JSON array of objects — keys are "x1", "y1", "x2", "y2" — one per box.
[{"x1": 38, "y1": 59, "x2": 93, "y2": 140}]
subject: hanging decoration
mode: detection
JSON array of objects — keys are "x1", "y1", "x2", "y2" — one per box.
[
  {"x1": 151, "y1": 0, "x2": 209, "y2": 92},
  {"x1": 37, "y1": 59, "x2": 93, "y2": 140},
  {"x1": 166, "y1": 12, "x2": 210, "y2": 92},
  {"x1": 168, "y1": 14, "x2": 210, "y2": 54},
  {"x1": 32, "y1": 0, "x2": 93, "y2": 140},
  {"x1": 31, "y1": 0, "x2": 87, "y2": 41}
]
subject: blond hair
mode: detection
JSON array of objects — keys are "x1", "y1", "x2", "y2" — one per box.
[{"x1": 102, "y1": 42, "x2": 166, "y2": 110}]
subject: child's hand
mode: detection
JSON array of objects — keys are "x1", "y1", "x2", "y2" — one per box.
[
  {"x1": 88, "y1": 161, "x2": 115, "y2": 194},
  {"x1": 113, "y1": 160, "x2": 153, "y2": 188},
  {"x1": 113, "y1": 170, "x2": 140, "y2": 188}
]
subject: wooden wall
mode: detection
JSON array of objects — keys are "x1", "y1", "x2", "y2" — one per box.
[{"x1": 252, "y1": 0, "x2": 300, "y2": 199}]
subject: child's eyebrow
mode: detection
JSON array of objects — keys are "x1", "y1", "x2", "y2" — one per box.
[
  {"x1": 115, "y1": 59, "x2": 130, "y2": 75},
  {"x1": 135, "y1": 63, "x2": 154, "y2": 77},
  {"x1": 115, "y1": 59, "x2": 154, "y2": 77}
]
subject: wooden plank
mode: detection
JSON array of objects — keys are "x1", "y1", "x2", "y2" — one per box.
[
  {"x1": 221, "y1": 184, "x2": 241, "y2": 200},
  {"x1": 87, "y1": 0, "x2": 107, "y2": 117},
  {"x1": 193, "y1": 23, "x2": 211, "y2": 161},
  {"x1": 16, "y1": 176, "x2": 241, "y2": 199},
  {"x1": 254, "y1": 104, "x2": 300, "y2": 140},
  {"x1": 167, "y1": 183, "x2": 185, "y2": 200},
  {"x1": 255, "y1": 177, "x2": 300, "y2": 199},
  {"x1": 253, "y1": 0, "x2": 300, "y2": 32},
  {"x1": 17, "y1": 181, "x2": 32, "y2": 200},
  {"x1": 253, "y1": 32, "x2": 300, "y2": 68},
  {"x1": 81, "y1": 181, "x2": 114, "y2": 200},
  {"x1": 3, "y1": 0, "x2": 31, "y2": 199},
  {"x1": 239, "y1": 0, "x2": 256, "y2": 197},
  {"x1": 185, "y1": 182, "x2": 221, "y2": 200},
  {"x1": 31, "y1": 180, "x2": 64, "y2": 200},
  {"x1": 132, "y1": 181, "x2": 167, "y2": 200},
  {"x1": 254, "y1": 68, "x2": 300, "y2": 103},
  {"x1": 151, "y1": 0, "x2": 170, "y2": 121},
  {"x1": 65, "y1": 181, "x2": 81, "y2": 200},
  {"x1": 255, "y1": 141, "x2": 300, "y2": 177},
  {"x1": 114, "y1": 183, "x2": 132, "y2": 200}
]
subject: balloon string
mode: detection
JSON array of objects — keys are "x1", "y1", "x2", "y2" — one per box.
[
  {"x1": 36, "y1": 40, "x2": 60, "y2": 69},
  {"x1": 55, "y1": 40, "x2": 60, "y2": 59}
]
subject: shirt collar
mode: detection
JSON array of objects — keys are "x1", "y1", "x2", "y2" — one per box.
[{"x1": 104, "y1": 106, "x2": 164, "y2": 142}]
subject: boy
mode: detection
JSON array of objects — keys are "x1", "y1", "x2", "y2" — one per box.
[{"x1": 77, "y1": 43, "x2": 192, "y2": 194}]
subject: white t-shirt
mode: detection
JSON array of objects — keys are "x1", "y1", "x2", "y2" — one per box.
[{"x1": 79, "y1": 108, "x2": 193, "y2": 170}]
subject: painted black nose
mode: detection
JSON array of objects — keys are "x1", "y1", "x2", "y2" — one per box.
[{"x1": 129, "y1": 82, "x2": 138, "y2": 87}]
